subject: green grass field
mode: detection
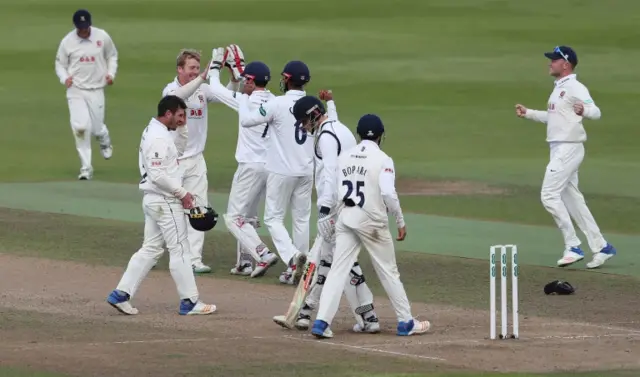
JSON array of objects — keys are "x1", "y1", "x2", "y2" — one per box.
[{"x1": 1, "y1": 0, "x2": 640, "y2": 376}]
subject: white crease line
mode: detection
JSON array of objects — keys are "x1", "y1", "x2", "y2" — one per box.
[
  {"x1": 283, "y1": 335, "x2": 447, "y2": 362},
  {"x1": 573, "y1": 323, "x2": 640, "y2": 335}
]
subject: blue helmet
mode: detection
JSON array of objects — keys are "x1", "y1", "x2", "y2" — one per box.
[
  {"x1": 280, "y1": 60, "x2": 310, "y2": 92},
  {"x1": 356, "y1": 114, "x2": 385, "y2": 142},
  {"x1": 292, "y1": 95, "x2": 325, "y2": 133},
  {"x1": 242, "y1": 61, "x2": 271, "y2": 86}
]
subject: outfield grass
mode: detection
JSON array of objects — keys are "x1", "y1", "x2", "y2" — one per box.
[{"x1": 1, "y1": 0, "x2": 639, "y2": 376}]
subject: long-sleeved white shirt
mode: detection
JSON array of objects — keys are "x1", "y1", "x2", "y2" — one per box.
[
  {"x1": 524, "y1": 74, "x2": 601, "y2": 143},
  {"x1": 337, "y1": 140, "x2": 405, "y2": 228},
  {"x1": 162, "y1": 77, "x2": 233, "y2": 160},
  {"x1": 138, "y1": 118, "x2": 187, "y2": 199},
  {"x1": 207, "y1": 70, "x2": 276, "y2": 164},
  {"x1": 237, "y1": 90, "x2": 314, "y2": 177},
  {"x1": 55, "y1": 27, "x2": 118, "y2": 90},
  {"x1": 314, "y1": 103, "x2": 357, "y2": 210}
]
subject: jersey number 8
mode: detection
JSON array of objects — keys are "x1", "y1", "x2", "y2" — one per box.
[
  {"x1": 294, "y1": 124, "x2": 308, "y2": 145},
  {"x1": 342, "y1": 180, "x2": 365, "y2": 207}
]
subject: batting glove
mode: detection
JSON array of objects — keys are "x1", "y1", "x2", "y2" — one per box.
[
  {"x1": 225, "y1": 44, "x2": 245, "y2": 81},
  {"x1": 317, "y1": 206, "x2": 336, "y2": 244}
]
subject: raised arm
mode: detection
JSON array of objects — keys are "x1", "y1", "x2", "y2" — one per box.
[
  {"x1": 378, "y1": 157, "x2": 405, "y2": 229},
  {"x1": 144, "y1": 138, "x2": 187, "y2": 199},
  {"x1": 206, "y1": 69, "x2": 240, "y2": 111}
]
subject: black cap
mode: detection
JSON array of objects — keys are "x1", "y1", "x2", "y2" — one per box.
[
  {"x1": 73, "y1": 9, "x2": 92, "y2": 29},
  {"x1": 282, "y1": 61, "x2": 310, "y2": 85},
  {"x1": 356, "y1": 114, "x2": 385, "y2": 140},
  {"x1": 292, "y1": 96, "x2": 325, "y2": 127},
  {"x1": 544, "y1": 46, "x2": 578, "y2": 67}
]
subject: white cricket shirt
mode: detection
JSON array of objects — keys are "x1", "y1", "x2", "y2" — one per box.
[
  {"x1": 314, "y1": 104, "x2": 357, "y2": 209},
  {"x1": 238, "y1": 90, "x2": 314, "y2": 177},
  {"x1": 163, "y1": 78, "x2": 221, "y2": 160},
  {"x1": 208, "y1": 70, "x2": 276, "y2": 164},
  {"x1": 525, "y1": 74, "x2": 601, "y2": 143},
  {"x1": 55, "y1": 27, "x2": 118, "y2": 90},
  {"x1": 338, "y1": 140, "x2": 405, "y2": 228},
  {"x1": 138, "y1": 118, "x2": 187, "y2": 199}
]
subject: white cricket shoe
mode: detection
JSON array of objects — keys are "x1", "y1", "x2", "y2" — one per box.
[
  {"x1": 278, "y1": 266, "x2": 295, "y2": 285},
  {"x1": 311, "y1": 320, "x2": 334, "y2": 339},
  {"x1": 295, "y1": 314, "x2": 311, "y2": 330},
  {"x1": 397, "y1": 319, "x2": 430, "y2": 336},
  {"x1": 107, "y1": 290, "x2": 139, "y2": 315},
  {"x1": 353, "y1": 319, "x2": 381, "y2": 334},
  {"x1": 586, "y1": 243, "x2": 617, "y2": 269},
  {"x1": 179, "y1": 300, "x2": 216, "y2": 315},
  {"x1": 230, "y1": 262, "x2": 253, "y2": 276},
  {"x1": 557, "y1": 247, "x2": 585, "y2": 267},
  {"x1": 78, "y1": 168, "x2": 93, "y2": 181},
  {"x1": 101, "y1": 145, "x2": 113, "y2": 160},
  {"x1": 250, "y1": 252, "x2": 278, "y2": 278},
  {"x1": 192, "y1": 261, "x2": 212, "y2": 274}
]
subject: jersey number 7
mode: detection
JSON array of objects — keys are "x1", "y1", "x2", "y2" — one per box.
[{"x1": 342, "y1": 180, "x2": 365, "y2": 207}]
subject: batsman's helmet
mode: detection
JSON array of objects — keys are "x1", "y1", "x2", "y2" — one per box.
[
  {"x1": 292, "y1": 95, "x2": 325, "y2": 132},
  {"x1": 186, "y1": 206, "x2": 219, "y2": 232},
  {"x1": 280, "y1": 60, "x2": 310, "y2": 92},
  {"x1": 543, "y1": 280, "x2": 575, "y2": 295},
  {"x1": 242, "y1": 61, "x2": 271, "y2": 86},
  {"x1": 356, "y1": 114, "x2": 385, "y2": 142}
]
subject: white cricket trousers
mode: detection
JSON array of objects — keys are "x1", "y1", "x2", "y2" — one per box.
[
  {"x1": 541, "y1": 142, "x2": 607, "y2": 253},
  {"x1": 115, "y1": 193, "x2": 199, "y2": 302},
  {"x1": 224, "y1": 162, "x2": 268, "y2": 262},
  {"x1": 264, "y1": 172, "x2": 312, "y2": 265},
  {"x1": 179, "y1": 153, "x2": 209, "y2": 265},
  {"x1": 66, "y1": 86, "x2": 111, "y2": 174},
  {"x1": 316, "y1": 207, "x2": 413, "y2": 325}
]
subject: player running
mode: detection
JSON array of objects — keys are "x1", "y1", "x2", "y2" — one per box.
[
  {"x1": 312, "y1": 114, "x2": 430, "y2": 338},
  {"x1": 237, "y1": 61, "x2": 314, "y2": 284},
  {"x1": 273, "y1": 94, "x2": 380, "y2": 333},
  {"x1": 206, "y1": 46, "x2": 279, "y2": 276}
]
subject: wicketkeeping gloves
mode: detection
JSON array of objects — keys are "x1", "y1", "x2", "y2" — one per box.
[
  {"x1": 225, "y1": 44, "x2": 245, "y2": 81},
  {"x1": 317, "y1": 206, "x2": 336, "y2": 244},
  {"x1": 210, "y1": 47, "x2": 226, "y2": 71}
]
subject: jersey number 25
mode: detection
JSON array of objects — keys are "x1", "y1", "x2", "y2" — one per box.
[{"x1": 342, "y1": 180, "x2": 365, "y2": 207}]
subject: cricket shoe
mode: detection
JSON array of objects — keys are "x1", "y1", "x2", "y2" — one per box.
[
  {"x1": 557, "y1": 246, "x2": 584, "y2": 267},
  {"x1": 279, "y1": 266, "x2": 295, "y2": 285},
  {"x1": 179, "y1": 299, "x2": 217, "y2": 315},
  {"x1": 107, "y1": 289, "x2": 139, "y2": 315},
  {"x1": 273, "y1": 315, "x2": 294, "y2": 330},
  {"x1": 295, "y1": 313, "x2": 311, "y2": 330},
  {"x1": 192, "y1": 261, "x2": 212, "y2": 274},
  {"x1": 100, "y1": 144, "x2": 113, "y2": 160},
  {"x1": 586, "y1": 243, "x2": 617, "y2": 269},
  {"x1": 291, "y1": 252, "x2": 307, "y2": 285},
  {"x1": 230, "y1": 262, "x2": 253, "y2": 276},
  {"x1": 397, "y1": 319, "x2": 431, "y2": 336},
  {"x1": 353, "y1": 317, "x2": 381, "y2": 334},
  {"x1": 311, "y1": 320, "x2": 334, "y2": 339},
  {"x1": 78, "y1": 168, "x2": 93, "y2": 181},
  {"x1": 250, "y1": 252, "x2": 279, "y2": 278}
]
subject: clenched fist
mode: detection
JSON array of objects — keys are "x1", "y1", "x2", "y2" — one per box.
[
  {"x1": 515, "y1": 104, "x2": 527, "y2": 118},
  {"x1": 319, "y1": 89, "x2": 333, "y2": 101}
]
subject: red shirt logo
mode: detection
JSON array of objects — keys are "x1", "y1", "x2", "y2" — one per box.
[{"x1": 97, "y1": 40, "x2": 102, "y2": 47}]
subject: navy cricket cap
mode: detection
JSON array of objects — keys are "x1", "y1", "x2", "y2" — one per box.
[
  {"x1": 73, "y1": 9, "x2": 92, "y2": 29},
  {"x1": 282, "y1": 61, "x2": 310, "y2": 84},
  {"x1": 357, "y1": 114, "x2": 385, "y2": 140},
  {"x1": 242, "y1": 61, "x2": 271, "y2": 84},
  {"x1": 544, "y1": 46, "x2": 578, "y2": 67},
  {"x1": 292, "y1": 96, "x2": 325, "y2": 127}
]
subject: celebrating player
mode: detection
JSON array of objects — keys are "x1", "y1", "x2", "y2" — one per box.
[
  {"x1": 273, "y1": 94, "x2": 380, "y2": 333},
  {"x1": 236, "y1": 61, "x2": 314, "y2": 284},
  {"x1": 312, "y1": 114, "x2": 430, "y2": 338},
  {"x1": 162, "y1": 48, "x2": 242, "y2": 273},
  {"x1": 206, "y1": 47, "x2": 280, "y2": 276},
  {"x1": 54, "y1": 9, "x2": 117, "y2": 180},
  {"x1": 515, "y1": 45, "x2": 616, "y2": 269},
  {"x1": 106, "y1": 95, "x2": 216, "y2": 316}
]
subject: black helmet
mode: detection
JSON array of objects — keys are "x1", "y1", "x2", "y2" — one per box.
[
  {"x1": 186, "y1": 206, "x2": 219, "y2": 232},
  {"x1": 292, "y1": 95, "x2": 325, "y2": 133}
]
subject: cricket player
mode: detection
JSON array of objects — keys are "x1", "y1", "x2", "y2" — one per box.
[
  {"x1": 161, "y1": 47, "x2": 244, "y2": 273},
  {"x1": 286, "y1": 94, "x2": 380, "y2": 333},
  {"x1": 237, "y1": 61, "x2": 314, "y2": 284},
  {"x1": 312, "y1": 114, "x2": 430, "y2": 338},
  {"x1": 106, "y1": 95, "x2": 216, "y2": 316},
  {"x1": 206, "y1": 47, "x2": 279, "y2": 276},
  {"x1": 515, "y1": 45, "x2": 616, "y2": 269},
  {"x1": 54, "y1": 9, "x2": 117, "y2": 180}
]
